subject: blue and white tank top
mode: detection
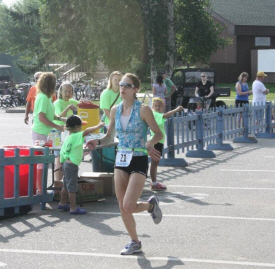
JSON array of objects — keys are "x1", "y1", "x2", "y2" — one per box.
[{"x1": 115, "y1": 100, "x2": 148, "y2": 156}]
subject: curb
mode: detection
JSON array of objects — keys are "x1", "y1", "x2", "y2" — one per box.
[{"x1": 6, "y1": 107, "x2": 26, "y2": 113}]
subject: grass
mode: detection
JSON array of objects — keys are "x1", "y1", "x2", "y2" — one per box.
[
  {"x1": 93, "y1": 81, "x2": 275, "y2": 107},
  {"x1": 216, "y1": 82, "x2": 275, "y2": 106},
  {"x1": 218, "y1": 82, "x2": 275, "y2": 99},
  {"x1": 140, "y1": 83, "x2": 151, "y2": 92}
]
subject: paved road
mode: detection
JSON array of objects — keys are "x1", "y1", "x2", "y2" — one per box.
[{"x1": 1, "y1": 109, "x2": 275, "y2": 268}]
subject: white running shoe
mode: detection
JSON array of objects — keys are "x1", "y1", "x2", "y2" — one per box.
[{"x1": 120, "y1": 240, "x2": 142, "y2": 255}]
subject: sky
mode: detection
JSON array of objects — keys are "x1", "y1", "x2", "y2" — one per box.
[{"x1": 1, "y1": 0, "x2": 19, "y2": 7}]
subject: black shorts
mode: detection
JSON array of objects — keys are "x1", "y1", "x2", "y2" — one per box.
[
  {"x1": 235, "y1": 100, "x2": 249, "y2": 107},
  {"x1": 154, "y1": 142, "x2": 164, "y2": 155},
  {"x1": 115, "y1": 155, "x2": 148, "y2": 177}
]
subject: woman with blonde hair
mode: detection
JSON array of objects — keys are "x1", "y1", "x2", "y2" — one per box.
[
  {"x1": 31, "y1": 72, "x2": 64, "y2": 143},
  {"x1": 235, "y1": 72, "x2": 252, "y2": 106},
  {"x1": 235, "y1": 72, "x2": 252, "y2": 128},
  {"x1": 100, "y1": 71, "x2": 122, "y2": 128}
]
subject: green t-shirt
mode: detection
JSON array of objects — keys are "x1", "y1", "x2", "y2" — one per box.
[
  {"x1": 150, "y1": 111, "x2": 166, "y2": 144},
  {"x1": 53, "y1": 98, "x2": 79, "y2": 125},
  {"x1": 164, "y1": 78, "x2": 175, "y2": 96},
  {"x1": 32, "y1": 92, "x2": 55, "y2": 136},
  {"x1": 60, "y1": 131, "x2": 85, "y2": 166},
  {"x1": 100, "y1": 88, "x2": 122, "y2": 124}
]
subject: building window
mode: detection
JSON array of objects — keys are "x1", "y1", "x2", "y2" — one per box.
[{"x1": 255, "y1": 37, "x2": 270, "y2": 46}]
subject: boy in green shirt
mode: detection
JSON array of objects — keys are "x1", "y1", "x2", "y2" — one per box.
[
  {"x1": 150, "y1": 97, "x2": 183, "y2": 191},
  {"x1": 58, "y1": 115, "x2": 104, "y2": 214}
]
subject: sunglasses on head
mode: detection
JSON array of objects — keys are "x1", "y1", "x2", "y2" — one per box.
[
  {"x1": 201, "y1": 76, "x2": 206, "y2": 77},
  {"x1": 119, "y1": 82, "x2": 135, "y2": 88}
]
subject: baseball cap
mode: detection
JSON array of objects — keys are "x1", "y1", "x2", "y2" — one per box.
[
  {"x1": 160, "y1": 70, "x2": 166, "y2": 75},
  {"x1": 257, "y1": 71, "x2": 267, "y2": 77}
]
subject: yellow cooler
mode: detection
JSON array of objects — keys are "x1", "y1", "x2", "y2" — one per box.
[{"x1": 77, "y1": 102, "x2": 100, "y2": 133}]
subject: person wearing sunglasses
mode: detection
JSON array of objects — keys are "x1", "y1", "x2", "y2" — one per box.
[
  {"x1": 194, "y1": 72, "x2": 214, "y2": 110},
  {"x1": 86, "y1": 73, "x2": 163, "y2": 255}
]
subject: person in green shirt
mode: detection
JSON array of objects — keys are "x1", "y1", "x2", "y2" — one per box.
[
  {"x1": 53, "y1": 81, "x2": 79, "y2": 181},
  {"x1": 54, "y1": 81, "x2": 79, "y2": 125},
  {"x1": 161, "y1": 71, "x2": 177, "y2": 112},
  {"x1": 150, "y1": 97, "x2": 183, "y2": 191},
  {"x1": 31, "y1": 72, "x2": 64, "y2": 143},
  {"x1": 58, "y1": 115, "x2": 104, "y2": 215},
  {"x1": 100, "y1": 71, "x2": 122, "y2": 130}
]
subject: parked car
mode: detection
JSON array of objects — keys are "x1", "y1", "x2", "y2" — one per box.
[{"x1": 170, "y1": 68, "x2": 231, "y2": 111}]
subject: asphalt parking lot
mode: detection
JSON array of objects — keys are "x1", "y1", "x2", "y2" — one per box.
[{"x1": 1, "y1": 108, "x2": 275, "y2": 269}]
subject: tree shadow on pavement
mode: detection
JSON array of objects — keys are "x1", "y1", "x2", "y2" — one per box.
[
  {"x1": 153, "y1": 144, "x2": 261, "y2": 183},
  {"x1": 70, "y1": 198, "x2": 151, "y2": 240},
  {"x1": 0, "y1": 200, "x2": 151, "y2": 244},
  {"x1": 0, "y1": 204, "x2": 67, "y2": 243},
  {"x1": 142, "y1": 190, "x2": 232, "y2": 207}
]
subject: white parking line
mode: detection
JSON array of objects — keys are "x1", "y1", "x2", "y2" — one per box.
[
  {"x1": 168, "y1": 185, "x2": 275, "y2": 190},
  {"x1": 221, "y1": 169, "x2": 275, "y2": 172},
  {"x1": 0, "y1": 249, "x2": 275, "y2": 268},
  {"x1": 88, "y1": 212, "x2": 275, "y2": 222}
]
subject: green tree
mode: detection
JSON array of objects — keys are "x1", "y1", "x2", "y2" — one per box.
[
  {"x1": 0, "y1": 0, "x2": 230, "y2": 79},
  {"x1": 139, "y1": 0, "x2": 170, "y2": 80},
  {"x1": 141, "y1": 0, "x2": 176, "y2": 78},
  {"x1": 174, "y1": 0, "x2": 230, "y2": 65},
  {"x1": 40, "y1": 0, "x2": 144, "y2": 72},
  {"x1": 0, "y1": 0, "x2": 44, "y2": 73}
]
